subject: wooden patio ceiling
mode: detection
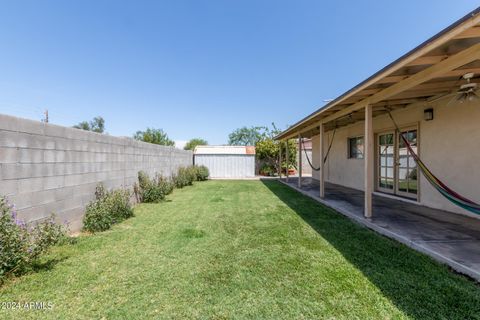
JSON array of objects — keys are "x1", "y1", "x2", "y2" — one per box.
[{"x1": 276, "y1": 8, "x2": 480, "y2": 140}]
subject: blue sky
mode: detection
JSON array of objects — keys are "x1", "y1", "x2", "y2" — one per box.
[{"x1": 0, "y1": 0, "x2": 478, "y2": 146}]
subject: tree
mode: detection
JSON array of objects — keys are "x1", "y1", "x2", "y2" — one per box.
[
  {"x1": 184, "y1": 138, "x2": 208, "y2": 150},
  {"x1": 90, "y1": 117, "x2": 105, "y2": 133},
  {"x1": 133, "y1": 128, "x2": 175, "y2": 146},
  {"x1": 228, "y1": 126, "x2": 268, "y2": 146},
  {"x1": 228, "y1": 123, "x2": 297, "y2": 175},
  {"x1": 73, "y1": 116, "x2": 105, "y2": 133},
  {"x1": 256, "y1": 136, "x2": 297, "y2": 175}
]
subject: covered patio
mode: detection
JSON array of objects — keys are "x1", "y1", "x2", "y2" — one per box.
[
  {"x1": 273, "y1": 9, "x2": 480, "y2": 281},
  {"x1": 280, "y1": 177, "x2": 480, "y2": 281}
]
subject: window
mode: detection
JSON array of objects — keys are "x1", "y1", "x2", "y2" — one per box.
[{"x1": 348, "y1": 136, "x2": 364, "y2": 159}]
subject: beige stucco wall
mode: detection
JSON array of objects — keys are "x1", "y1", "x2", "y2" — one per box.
[{"x1": 311, "y1": 98, "x2": 480, "y2": 218}]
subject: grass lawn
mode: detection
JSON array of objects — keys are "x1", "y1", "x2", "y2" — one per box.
[{"x1": 1, "y1": 180, "x2": 479, "y2": 319}]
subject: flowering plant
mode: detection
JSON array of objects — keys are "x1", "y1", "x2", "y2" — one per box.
[{"x1": 0, "y1": 197, "x2": 68, "y2": 280}]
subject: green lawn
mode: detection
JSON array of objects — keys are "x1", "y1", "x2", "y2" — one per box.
[{"x1": 1, "y1": 180, "x2": 479, "y2": 319}]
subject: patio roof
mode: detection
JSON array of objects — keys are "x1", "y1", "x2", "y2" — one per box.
[{"x1": 276, "y1": 7, "x2": 480, "y2": 140}]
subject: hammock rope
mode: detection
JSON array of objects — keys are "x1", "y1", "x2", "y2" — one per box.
[
  {"x1": 386, "y1": 109, "x2": 480, "y2": 215},
  {"x1": 301, "y1": 127, "x2": 337, "y2": 171}
]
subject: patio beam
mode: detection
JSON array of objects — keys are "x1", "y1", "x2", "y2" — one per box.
[
  {"x1": 364, "y1": 104, "x2": 374, "y2": 218},
  {"x1": 298, "y1": 133, "x2": 302, "y2": 188},
  {"x1": 279, "y1": 141, "x2": 282, "y2": 179},
  {"x1": 319, "y1": 43, "x2": 480, "y2": 123},
  {"x1": 319, "y1": 122, "x2": 325, "y2": 198},
  {"x1": 285, "y1": 140, "x2": 289, "y2": 182}
]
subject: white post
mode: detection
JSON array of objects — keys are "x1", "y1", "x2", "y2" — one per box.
[
  {"x1": 298, "y1": 133, "x2": 302, "y2": 188},
  {"x1": 319, "y1": 123, "x2": 325, "y2": 198},
  {"x1": 364, "y1": 105, "x2": 374, "y2": 218},
  {"x1": 285, "y1": 140, "x2": 289, "y2": 182},
  {"x1": 279, "y1": 141, "x2": 282, "y2": 179}
]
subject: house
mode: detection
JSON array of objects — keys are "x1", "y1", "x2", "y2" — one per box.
[{"x1": 275, "y1": 8, "x2": 480, "y2": 279}]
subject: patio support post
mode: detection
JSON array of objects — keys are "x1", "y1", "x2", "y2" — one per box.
[
  {"x1": 278, "y1": 140, "x2": 282, "y2": 179},
  {"x1": 285, "y1": 140, "x2": 289, "y2": 182},
  {"x1": 319, "y1": 122, "x2": 325, "y2": 198},
  {"x1": 298, "y1": 133, "x2": 302, "y2": 188},
  {"x1": 364, "y1": 104, "x2": 374, "y2": 218}
]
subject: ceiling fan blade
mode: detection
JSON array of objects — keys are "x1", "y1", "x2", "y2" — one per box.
[{"x1": 447, "y1": 93, "x2": 459, "y2": 107}]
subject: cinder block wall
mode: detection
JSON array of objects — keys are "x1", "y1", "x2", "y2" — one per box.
[{"x1": 0, "y1": 114, "x2": 193, "y2": 231}]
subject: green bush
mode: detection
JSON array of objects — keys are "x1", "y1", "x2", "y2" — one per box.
[
  {"x1": 0, "y1": 197, "x2": 68, "y2": 280},
  {"x1": 194, "y1": 165, "x2": 209, "y2": 181},
  {"x1": 260, "y1": 163, "x2": 275, "y2": 176},
  {"x1": 172, "y1": 166, "x2": 209, "y2": 188},
  {"x1": 134, "y1": 171, "x2": 174, "y2": 203},
  {"x1": 29, "y1": 216, "x2": 70, "y2": 259},
  {"x1": 83, "y1": 200, "x2": 111, "y2": 233},
  {"x1": 157, "y1": 174, "x2": 174, "y2": 196},
  {"x1": 186, "y1": 166, "x2": 198, "y2": 182},
  {"x1": 83, "y1": 184, "x2": 134, "y2": 233},
  {"x1": 0, "y1": 199, "x2": 28, "y2": 278},
  {"x1": 173, "y1": 167, "x2": 195, "y2": 188}
]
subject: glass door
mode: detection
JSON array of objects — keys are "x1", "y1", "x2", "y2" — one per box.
[
  {"x1": 377, "y1": 132, "x2": 395, "y2": 194},
  {"x1": 376, "y1": 129, "x2": 418, "y2": 200},
  {"x1": 396, "y1": 130, "x2": 418, "y2": 198}
]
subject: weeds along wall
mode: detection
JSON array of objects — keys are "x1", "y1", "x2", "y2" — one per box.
[{"x1": 0, "y1": 114, "x2": 193, "y2": 231}]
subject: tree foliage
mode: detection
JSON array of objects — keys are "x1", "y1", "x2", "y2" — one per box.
[
  {"x1": 256, "y1": 136, "x2": 297, "y2": 174},
  {"x1": 73, "y1": 116, "x2": 105, "y2": 133},
  {"x1": 133, "y1": 128, "x2": 175, "y2": 146},
  {"x1": 228, "y1": 123, "x2": 297, "y2": 175},
  {"x1": 228, "y1": 126, "x2": 268, "y2": 146},
  {"x1": 184, "y1": 138, "x2": 208, "y2": 150}
]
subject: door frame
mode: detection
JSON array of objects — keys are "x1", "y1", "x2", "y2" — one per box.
[
  {"x1": 375, "y1": 123, "x2": 420, "y2": 201},
  {"x1": 395, "y1": 125, "x2": 419, "y2": 199},
  {"x1": 376, "y1": 130, "x2": 396, "y2": 194}
]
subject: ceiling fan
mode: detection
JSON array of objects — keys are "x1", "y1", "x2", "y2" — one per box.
[{"x1": 448, "y1": 72, "x2": 479, "y2": 105}]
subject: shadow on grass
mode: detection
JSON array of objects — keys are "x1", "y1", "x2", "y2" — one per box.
[
  {"x1": 261, "y1": 179, "x2": 480, "y2": 320},
  {"x1": 31, "y1": 256, "x2": 69, "y2": 273},
  {"x1": 0, "y1": 256, "x2": 69, "y2": 287}
]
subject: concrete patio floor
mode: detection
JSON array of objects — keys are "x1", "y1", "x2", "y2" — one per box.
[{"x1": 279, "y1": 177, "x2": 480, "y2": 282}]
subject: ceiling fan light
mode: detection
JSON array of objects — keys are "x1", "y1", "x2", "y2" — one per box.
[{"x1": 468, "y1": 92, "x2": 479, "y2": 102}]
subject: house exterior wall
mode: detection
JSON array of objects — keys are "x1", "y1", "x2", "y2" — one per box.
[
  {"x1": 297, "y1": 149, "x2": 313, "y2": 176},
  {"x1": 194, "y1": 154, "x2": 255, "y2": 178},
  {"x1": 0, "y1": 114, "x2": 193, "y2": 231},
  {"x1": 311, "y1": 99, "x2": 480, "y2": 218}
]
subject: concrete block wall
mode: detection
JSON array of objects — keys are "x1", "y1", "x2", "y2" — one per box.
[{"x1": 0, "y1": 114, "x2": 193, "y2": 231}]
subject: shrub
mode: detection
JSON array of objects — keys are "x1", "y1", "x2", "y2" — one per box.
[
  {"x1": 157, "y1": 174, "x2": 174, "y2": 196},
  {"x1": 0, "y1": 199, "x2": 28, "y2": 277},
  {"x1": 173, "y1": 167, "x2": 195, "y2": 188},
  {"x1": 194, "y1": 165, "x2": 210, "y2": 181},
  {"x1": 29, "y1": 216, "x2": 70, "y2": 259},
  {"x1": 83, "y1": 184, "x2": 133, "y2": 233},
  {"x1": 134, "y1": 171, "x2": 174, "y2": 203},
  {"x1": 186, "y1": 166, "x2": 198, "y2": 182},
  {"x1": 172, "y1": 166, "x2": 209, "y2": 188},
  {"x1": 260, "y1": 163, "x2": 275, "y2": 176},
  {"x1": 83, "y1": 200, "x2": 112, "y2": 232},
  {"x1": 0, "y1": 197, "x2": 68, "y2": 279}
]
